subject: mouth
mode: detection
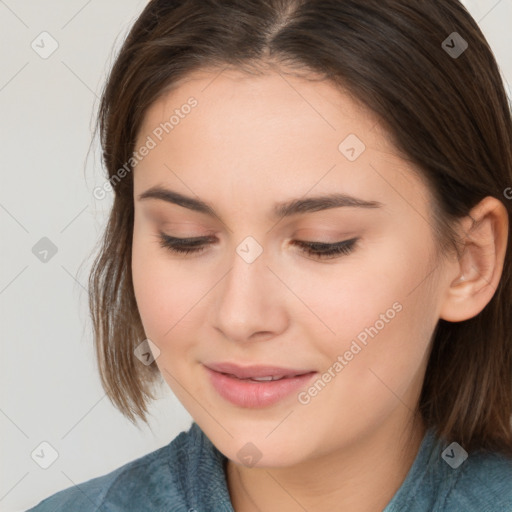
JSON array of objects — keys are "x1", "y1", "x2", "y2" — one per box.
[
  {"x1": 203, "y1": 362, "x2": 317, "y2": 408},
  {"x1": 205, "y1": 361, "x2": 314, "y2": 380},
  {"x1": 224, "y1": 374, "x2": 302, "y2": 382}
]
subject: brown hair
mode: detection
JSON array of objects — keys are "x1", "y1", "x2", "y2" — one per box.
[{"x1": 88, "y1": 0, "x2": 512, "y2": 455}]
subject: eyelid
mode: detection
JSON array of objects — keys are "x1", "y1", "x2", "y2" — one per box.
[
  {"x1": 160, "y1": 234, "x2": 214, "y2": 246},
  {"x1": 159, "y1": 234, "x2": 351, "y2": 245},
  {"x1": 164, "y1": 234, "x2": 214, "y2": 242},
  {"x1": 157, "y1": 232, "x2": 359, "y2": 260}
]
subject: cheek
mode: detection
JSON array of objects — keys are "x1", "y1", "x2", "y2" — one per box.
[
  {"x1": 327, "y1": 235, "x2": 438, "y2": 443},
  {"x1": 305, "y1": 236, "x2": 437, "y2": 398},
  {"x1": 131, "y1": 228, "x2": 186, "y2": 338},
  {"x1": 131, "y1": 226, "x2": 214, "y2": 364},
  {"x1": 289, "y1": 243, "x2": 404, "y2": 348}
]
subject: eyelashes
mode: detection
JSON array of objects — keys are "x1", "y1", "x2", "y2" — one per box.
[
  {"x1": 290, "y1": 238, "x2": 357, "y2": 259},
  {"x1": 157, "y1": 233, "x2": 358, "y2": 261}
]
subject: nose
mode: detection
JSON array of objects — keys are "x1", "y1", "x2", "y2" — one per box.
[{"x1": 211, "y1": 239, "x2": 289, "y2": 343}]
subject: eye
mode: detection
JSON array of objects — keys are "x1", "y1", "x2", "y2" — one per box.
[
  {"x1": 157, "y1": 233, "x2": 358, "y2": 260},
  {"x1": 157, "y1": 234, "x2": 213, "y2": 255},
  {"x1": 290, "y1": 238, "x2": 358, "y2": 260}
]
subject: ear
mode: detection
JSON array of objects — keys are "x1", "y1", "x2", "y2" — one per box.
[{"x1": 439, "y1": 196, "x2": 509, "y2": 322}]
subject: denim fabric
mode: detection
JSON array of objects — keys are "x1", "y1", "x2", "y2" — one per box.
[{"x1": 26, "y1": 422, "x2": 512, "y2": 511}]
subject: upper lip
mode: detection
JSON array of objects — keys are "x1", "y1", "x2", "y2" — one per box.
[{"x1": 204, "y1": 362, "x2": 315, "y2": 379}]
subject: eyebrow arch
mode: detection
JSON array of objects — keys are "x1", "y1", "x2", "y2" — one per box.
[{"x1": 137, "y1": 185, "x2": 383, "y2": 220}]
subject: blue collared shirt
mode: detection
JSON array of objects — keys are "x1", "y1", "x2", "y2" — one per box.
[{"x1": 26, "y1": 422, "x2": 512, "y2": 511}]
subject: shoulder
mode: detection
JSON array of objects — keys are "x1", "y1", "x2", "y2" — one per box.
[
  {"x1": 26, "y1": 422, "x2": 222, "y2": 512},
  {"x1": 443, "y1": 448, "x2": 512, "y2": 510},
  {"x1": 386, "y1": 429, "x2": 512, "y2": 512}
]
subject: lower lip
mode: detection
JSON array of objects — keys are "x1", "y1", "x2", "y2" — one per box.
[{"x1": 205, "y1": 367, "x2": 317, "y2": 408}]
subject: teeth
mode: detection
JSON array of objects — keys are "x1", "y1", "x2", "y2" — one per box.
[
  {"x1": 224, "y1": 372, "x2": 306, "y2": 381},
  {"x1": 249, "y1": 375, "x2": 285, "y2": 381}
]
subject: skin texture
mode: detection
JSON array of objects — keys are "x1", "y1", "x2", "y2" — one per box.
[{"x1": 131, "y1": 67, "x2": 508, "y2": 511}]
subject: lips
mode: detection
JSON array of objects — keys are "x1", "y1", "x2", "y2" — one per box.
[
  {"x1": 204, "y1": 362, "x2": 318, "y2": 408},
  {"x1": 205, "y1": 361, "x2": 313, "y2": 380}
]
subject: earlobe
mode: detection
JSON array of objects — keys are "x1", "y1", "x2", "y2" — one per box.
[{"x1": 439, "y1": 196, "x2": 509, "y2": 323}]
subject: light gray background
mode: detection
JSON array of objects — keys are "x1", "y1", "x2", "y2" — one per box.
[{"x1": 0, "y1": 1, "x2": 511, "y2": 511}]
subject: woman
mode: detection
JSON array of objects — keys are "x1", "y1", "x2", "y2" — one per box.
[{"x1": 28, "y1": 0, "x2": 512, "y2": 510}]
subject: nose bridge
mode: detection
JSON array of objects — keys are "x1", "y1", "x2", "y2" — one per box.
[
  {"x1": 221, "y1": 234, "x2": 269, "y2": 309},
  {"x1": 213, "y1": 234, "x2": 285, "y2": 341}
]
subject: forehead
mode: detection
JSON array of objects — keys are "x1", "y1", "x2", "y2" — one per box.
[
  {"x1": 133, "y1": 67, "x2": 430, "y2": 218},
  {"x1": 139, "y1": 66, "x2": 389, "y2": 146}
]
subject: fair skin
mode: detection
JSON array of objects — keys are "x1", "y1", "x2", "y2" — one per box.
[{"x1": 130, "y1": 66, "x2": 508, "y2": 511}]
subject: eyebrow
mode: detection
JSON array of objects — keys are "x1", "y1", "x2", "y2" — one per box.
[{"x1": 137, "y1": 185, "x2": 383, "y2": 219}]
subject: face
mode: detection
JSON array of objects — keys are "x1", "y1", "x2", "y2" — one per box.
[{"x1": 131, "y1": 67, "x2": 450, "y2": 467}]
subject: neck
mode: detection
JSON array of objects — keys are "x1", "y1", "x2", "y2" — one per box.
[{"x1": 226, "y1": 412, "x2": 426, "y2": 512}]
